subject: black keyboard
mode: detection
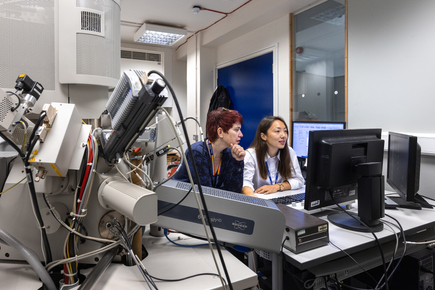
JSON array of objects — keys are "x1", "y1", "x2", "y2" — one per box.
[{"x1": 270, "y1": 193, "x2": 305, "y2": 205}]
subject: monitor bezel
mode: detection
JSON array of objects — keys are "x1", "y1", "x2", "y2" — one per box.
[
  {"x1": 386, "y1": 131, "x2": 420, "y2": 202},
  {"x1": 304, "y1": 128, "x2": 383, "y2": 211}
]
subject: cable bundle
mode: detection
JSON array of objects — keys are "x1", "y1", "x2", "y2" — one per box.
[{"x1": 62, "y1": 133, "x2": 98, "y2": 286}]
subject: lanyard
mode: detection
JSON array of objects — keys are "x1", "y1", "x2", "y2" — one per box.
[
  {"x1": 265, "y1": 160, "x2": 279, "y2": 185},
  {"x1": 207, "y1": 140, "x2": 222, "y2": 187}
]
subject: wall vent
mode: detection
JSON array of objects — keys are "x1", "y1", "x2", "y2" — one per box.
[
  {"x1": 121, "y1": 50, "x2": 162, "y2": 62},
  {"x1": 81, "y1": 11, "x2": 102, "y2": 33}
]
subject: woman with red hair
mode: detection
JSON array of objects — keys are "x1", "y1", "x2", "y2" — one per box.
[{"x1": 174, "y1": 108, "x2": 245, "y2": 193}]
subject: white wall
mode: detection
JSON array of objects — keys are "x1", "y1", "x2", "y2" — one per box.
[
  {"x1": 348, "y1": 0, "x2": 435, "y2": 197},
  {"x1": 199, "y1": 44, "x2": 217, "y2": 137},
  {"x1": 348, "y1": 0, "x2": 435, "y2": 132}
]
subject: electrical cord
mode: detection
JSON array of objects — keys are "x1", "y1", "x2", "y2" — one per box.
[
  {"x1": 374, "y1": 221, "x2": 400, "y2": 289},
  {"x1": 123, "y1": 151, "x2": 153, "y2": 189},
  {"x1": 158, "y1": 187, "x2": 192, "y2": 216},
  {"x1": 176, "y1": 1, "x2": 252, "y2": 51},
  {"x1": 6, "y1": 90, "x2": 20, "y2": 112},
  {"x1": 150, "y1": 112, "x2": 160, "y2": 181},
  {"x1": 109, "y1": 219, "x2": 158, "y2": 290},
  {"x1": 382, "y1": 214, "x2": 406, "y2": 286},
  {"x1": 26, "y1": 111, "x2": 46, "y2": 153},
  {"x1": 1, "y1": 111, "x2": 53, "y2": 266},
  {"x1": 19, "y1": 120, "x2": 27, "y2": 151},
  {"x1": 42, "y1": 193, "x2": 115, "y2": 245},
  {"x1": 328, "y1": 240, "x2": 378, "y2": 285},
  {"x1": 328, "y1": 214, "x2": 407, "y2": 290},
  {"x1": 0, "y1": 227, "x2": 57, "y2": 290},
  {"x1": 0, "y1": 176, "x2": 26, "y2": 195},
  {"x1": 329, "y1": 191, "x2": 389, "y2": 290},
  {"x1": 63, "y1": 133, "x2": 98, "y2": 285},
  {"x1": 45, "y1": 224, "x2": 141, "y2": 272},
  {"x1": 149, "y1": 272, "x2": 227, "y2": 285},
  {"x1": 152, "y1": 107, "x2": 185, "y2": 189},
  {"x1": 177, "y1": 117, "x2": 204, "y2": 141},
  {"x1": 0, "y1": 131, "x2": 25, "y2": 158},
  {"x1": 24, "y1": 134, "x2": 53, "y2": 266},
  {"x1": 163, "y1": 229, "x2": 212, "y2": 248},
  {"x1": 148, "y1": 70, "x2": 232, "y2": 290}
]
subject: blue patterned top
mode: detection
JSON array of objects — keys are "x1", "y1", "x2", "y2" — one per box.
[{"x1": 173, "y1": 140, "x2": 244, "y2": 193}]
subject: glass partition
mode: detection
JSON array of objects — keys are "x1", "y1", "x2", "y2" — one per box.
[{"x1": 293, "y1": 0, "x2": 345, "y2": 122}]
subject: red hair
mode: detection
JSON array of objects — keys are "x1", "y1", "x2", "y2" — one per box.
[{"x1": 206, "y1": 108, "x2": 243, "y2": 142}]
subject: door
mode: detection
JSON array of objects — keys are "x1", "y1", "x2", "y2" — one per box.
[{"x1": 217, "y1": 52, "x2": 274, "y2": 149}]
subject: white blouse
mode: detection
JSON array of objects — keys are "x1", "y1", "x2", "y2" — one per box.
[{"x1": 243, "y1": 146, "x2": 304, "y2": 192}]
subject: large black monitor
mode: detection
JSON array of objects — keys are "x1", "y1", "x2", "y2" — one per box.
[
  {"x1": 386, "y1": 132, "x2": 431, "y2": 209},
  {"x1": 304, "y1": 128, "x2": 385, "y2": 232},
  {"x1": 291, "y1": 121, "x2": 346, "y2": 158}
]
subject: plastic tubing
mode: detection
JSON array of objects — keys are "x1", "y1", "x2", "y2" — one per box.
[{"x1": 0, "y1": 227, "x2": 56, "y2": 290}]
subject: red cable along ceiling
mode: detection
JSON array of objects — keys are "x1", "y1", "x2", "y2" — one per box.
[{"x1": 176, "y1": 0, "x2": 252, "y2": 50}]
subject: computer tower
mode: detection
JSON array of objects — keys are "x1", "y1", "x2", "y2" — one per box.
[
  {"x1": 391, "y1": 249, "x2": 434, "y2": 290},
  {"x1": 347, "y1": 249, "x2": 434, "y2": 290}
]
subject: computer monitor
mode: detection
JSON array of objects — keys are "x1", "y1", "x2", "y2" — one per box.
[
  {"x1": 386, "y1": 132, "x2": 431, "y2": 209},
  {"x1": 291, "y1": 121, "x2": 346, "y2": 159},
  {"x1": 304, "y1": 128, "x2": 385, "y2": 232}
]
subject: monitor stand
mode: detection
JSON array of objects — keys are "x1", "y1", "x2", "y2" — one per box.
[
  {"x1": 327, "y1": 212, "x2": 384, "y2": 233},
  {"x1": 328, "y1": 163, "x2": 385, "y2": 233},
  {"x1": 387, "y1": 193, "x2": 432, "y2": 210},
  {"x1": 414, "y1": 194, "x2": 433, "y2": 209}
]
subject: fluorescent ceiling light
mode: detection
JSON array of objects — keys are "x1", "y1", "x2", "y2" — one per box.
[{"x1": 134, "y1": 23, "x2": 187, "y2": 46}]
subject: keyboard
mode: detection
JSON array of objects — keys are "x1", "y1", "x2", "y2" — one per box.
[{"x1": 270, "y1": 193, "x2": 305, "y2": 205}]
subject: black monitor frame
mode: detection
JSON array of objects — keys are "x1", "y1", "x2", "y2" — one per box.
[
  {"x1": 386, "y1": 132, "x2": 431, "y2": 209},
  {"x1": 304, "y1": 128, "x2": 385, "y2": 232}
]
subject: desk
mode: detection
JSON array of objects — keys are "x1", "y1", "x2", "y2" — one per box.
[
  {"x1": 0, "y1": 232, "x2": 258, "y2": 290},
  {"x1": 258, "y1": 188, "x2": 435, "y2": 290}
]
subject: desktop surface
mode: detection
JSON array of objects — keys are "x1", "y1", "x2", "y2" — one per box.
[
  {"x1": 258, "y1": 187, "x2": 435, "y2": 271},
  {"x1": 0, "y1": 232, "x2": 258, "y2": 290},
  {"x1": 284, "y1": 202, "x2": 435, "y2": 270}
]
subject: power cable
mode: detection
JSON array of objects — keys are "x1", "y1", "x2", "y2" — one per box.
[
  {"x1": 6, "y1": 90, "x2": 20, "y2": 111},
  {"x1": 329, "y1": 191, "x2": 389, "y2": 290},
  {"x1": 176, "y1": 1, "x2": 253, "y2": 51},
  {"x1": 147, "y1": 70, "x2": 233, "y2": 290}
]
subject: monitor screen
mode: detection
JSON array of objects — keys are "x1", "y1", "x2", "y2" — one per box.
[
  {"x1": 386, "y1": 132, "x2": 431, "y2": 209},
  {"x1": 387, "y1": 132, "x2": 419, "y2": 202},
  {"x1": 304, "y1": 128, "x2": 385, "y2": 231},
  {"x1": 291, "y1": 121, "x2": 346, "y2": 158}
]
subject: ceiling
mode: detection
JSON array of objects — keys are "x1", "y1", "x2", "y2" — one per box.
[{"x1": 119, "y1": 0, "x2": 316, "y2": 48}]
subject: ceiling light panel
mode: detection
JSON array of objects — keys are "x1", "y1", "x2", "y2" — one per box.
[{"x1": 134, "y1": 23, "x2": 187, "y2": 46}]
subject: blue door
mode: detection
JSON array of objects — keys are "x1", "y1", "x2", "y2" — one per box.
[{"x1": 217, "y1": 52, "x2": 274, "y2": 149}]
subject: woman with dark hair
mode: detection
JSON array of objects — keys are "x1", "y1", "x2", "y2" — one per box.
[
  {"x1": 242, "y1": 116, "x2": 304, "y2": 196},
  {"x1": 173, "y1": 107, "x2": 246, "y2": 192}
]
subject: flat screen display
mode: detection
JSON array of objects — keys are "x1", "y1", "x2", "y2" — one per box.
[{"x1": 291, "y1": 121, "x2": 346, "y2": 158}]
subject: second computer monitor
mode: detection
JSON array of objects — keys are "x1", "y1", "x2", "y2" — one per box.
[{"x1": 291, "y1": 121, "x2": 346, "y2": 158}]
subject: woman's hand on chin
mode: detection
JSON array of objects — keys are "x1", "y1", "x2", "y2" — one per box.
[{"x1": 230, "y1": 143, "x2": 245, "y2": 161}]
